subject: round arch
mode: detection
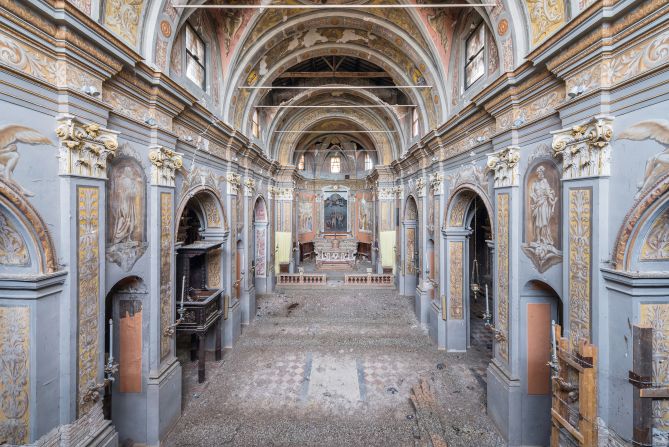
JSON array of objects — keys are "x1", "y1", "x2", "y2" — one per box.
[
  {"x1": 0, "y1": 179, "x2": 58, "y2": 274},
  {"x1": 612, "y1": 174, "x2": 669, "y2": 271},
  {"x1": 445, "y1": 185, "x2": 494, "y2": 232},
  {"x1": 176, "y1": 185, "x2": 228, "y2": 234}
]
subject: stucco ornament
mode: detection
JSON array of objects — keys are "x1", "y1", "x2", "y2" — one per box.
[
  {"x1": 641, "y1": 209, "x2": 669, "y2": 261},
  {"x1": 619, "y1": 119, "x2": 669, "y2": 196},
  {"x1": 525, "y1": 0, "x2": 565, "y2": 46},
  {"x1": 429, "y1": 172, "x2": 444, "y2": 195},
  {"x1": 0, "y1": 212, "x2": 30, "y2": 266},
  {"x1": 148, "y1": 146, "x2": 183, "y2": 187},
  {"x1": 244, "y1": 177, "x2": 257, "y2": 197},
  {"x1": 552, "y1": 116, "x2": 614, "y2": 180},
  {"x1": 487, "y1": 146, "x2": 520, "y2": 188},
  {"x1": 0, "y1": 124, "x2": 52, "y2": 196},
  {"x1": 55, "y1": 117, "x2": 119, "y2": 179},
  {"x1": 225, "y1": 172, "x2": 242, "y2": 195}
]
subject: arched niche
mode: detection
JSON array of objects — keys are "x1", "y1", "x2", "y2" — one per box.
[
  {"x1": 403, "y1": 195, "x2": 419, "y2": 279},
  {"x1": 253, "y1": 196, "x2": 269, "y2": 288},
  {"x1": 104, "y1": 276, "x2": 148, "y2": 430},
  {"x1": 0, "y1": 179, "x2": 57, "y2": 275},
  {"x1": 445, "y1": 185, "x2": 494, "y2": 231},
  {"x1": 613, "y1": 175, "x2": 669, "y2": 271}
]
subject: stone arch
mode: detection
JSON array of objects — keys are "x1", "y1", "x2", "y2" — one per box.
[
  {"x1": 0, "y1": 179, "x2": 57, "y2": 274},
  {"x1": 445, "y1": 185, "x2": 494, "y2": 232},
  {"x1": 612, "y1": 175, "x2": 669, "y2": 271},
  {"x1": 176, "y1": 186, "x2": 228, "y2": 235}
]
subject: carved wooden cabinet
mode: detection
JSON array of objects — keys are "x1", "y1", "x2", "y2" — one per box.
[{"x1": 176, "y1": 241, "x2": 224, "y2": 383}]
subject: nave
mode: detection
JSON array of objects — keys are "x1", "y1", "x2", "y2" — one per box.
[{"x1": 166, "y1": 288, "x2": 502, "y2": 447}]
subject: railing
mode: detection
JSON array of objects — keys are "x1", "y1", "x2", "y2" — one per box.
[
  {"x1": 277, "y1": 273, "x2": 327, "y2": 285},
  {"x1": 344, "y1": 273, "x2": 394, "y2": 287}
]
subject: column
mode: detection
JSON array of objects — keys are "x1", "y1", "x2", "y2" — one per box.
[
  {"x1": 415, "y1": 176, "x2": 431, "y2": 324},
  {"x1": 55, "y1": 116, "x2": 118, "y2": 437},
  {"x1": 146, "y1": 145, "x2": 183, "y2": 446},
  {"x1": 242, "y1": 176, "x2": 256, "y2": 325},
  {"x1": 485, "y1": 146, "x2": 523, "y2": 445}
]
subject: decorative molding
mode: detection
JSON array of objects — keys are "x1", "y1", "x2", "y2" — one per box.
[
  {"x1": 77, "y1": 186, "x2": 100, "y2": 416},
  {"x1": 269, "y1": 185, "x2": 294, "y2": 201},
  {"x1": 640, "y1": 208, "x2": 669, "y2": 260},
  {"x1": 148, "y1": 147, "x2": 183, "y2": 187},
  {"x1": 429, "y1": 172, "x2": 444, "y2": 195},
  {"x1": 0, "y1": 305, "x2": 30, "y2": 444},
  {"x1": 0, "y1": 210, "x2": 30, "y2": 267},
  {"x1": 225, "y1": 172, "x2": 242, "y2": 195},
  {"x1": 377, "y1": 186, "x2": 396, "y2": 200},
  {"x1": 552, "y1": 116, "x2": 614, "y2": 180},
  {"x1": 55, "y1": 117, "x2": 118, "y2": 179},
  {"x1": 449, "y1": 241, "x2": 464, "y2": 319},
  {"x1": 496, "y1": 193, "x2": 510, "y2": 362},
  {"x1": 568, "y1": 188, "x2": 592, "y2": 349},
  {"x1": 160, "y1": 192, "x2": 173, "y2": 360},
  {"x1": 445, "y1": 163, "x2": 488, "y2": 196},
  {"x1": 526, "y1": 0, "x2": 566, "y2": 47},
  {"x1": 244, "y1": 177, "x2": 256, "y2": 197},
  {"x1": 487, "y1": 146, "x2": 520, "y2": 188}
]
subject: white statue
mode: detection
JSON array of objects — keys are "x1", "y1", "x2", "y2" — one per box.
[
  {"x1": 530, "y1": 166, "x2": 557, "y2": 246},
  {"x1": 619, "y1": 119, "x2": 669, "y2": 193}
]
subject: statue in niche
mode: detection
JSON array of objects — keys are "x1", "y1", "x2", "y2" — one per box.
[
  {"x1": 530, "y1": 166, "x2": 556, "y2": 245},
  {"x1": 106, "y1": 156, "x2": 147, "y2": 271},
  {"x1": 0, "y1": 124, "x2": 53, "y2": 196},
  {"x1": 619, "y1": 120, "x2": 669, "y2": 196},
  {"x1": 522, "y1": 162, "x2": 562, "y2": 273}
]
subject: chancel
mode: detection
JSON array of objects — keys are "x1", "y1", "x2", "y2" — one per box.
[{"x1": 1, "y1": 0, "x2": 668, "y2": 446}]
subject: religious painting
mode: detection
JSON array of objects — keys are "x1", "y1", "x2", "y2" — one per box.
[
  {"x1": 107, "y1": 157, "x2": 147, "y2": 271},
  {"x1": 323, "y1": 191, "x2": 347, "y2": 233},
  {"x1": 299, "y1": 201, "x2": 314, "y2": 233},
  {"x1": 522, "y1": 161, "x2": 562, "y2": 273},
  {"x1": 358, "y1": 198, "x2": 371, "y2": 232}
]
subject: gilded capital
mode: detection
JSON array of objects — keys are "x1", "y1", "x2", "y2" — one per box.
[
  {"x1": 148, "y1": 146, "x2": 183, "y2": 187},
  {"x1": 429, "y1": 172, "x2": 444, "y2": 195},
  {"x1": 55, "y1": 117, "x2": 118, "y2": 179},
  {"x1": 225, "y1": 172, "x2": 242, "y2": 195},
  {"x1": 552, "y1": 116, "x2": 614, "y2": 179},
  {"x1": 487, "y1": 146, "x2": 520, "y2": 188},
  {"x1": 244, "y1": 177, "x2": 256, "y2": 197}
]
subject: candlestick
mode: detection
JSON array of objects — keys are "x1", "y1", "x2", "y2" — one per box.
[
  {"x1": 108, "y1": 318, "x2": 113, "y2": 365},
  {"x1": 180, "y1": 275, "x2": 186, "y2": 310},
  {"x1": 551, "y1": 319, "x2": 557, "y2": 359},
  {"x1": 485, "y1": 284, "x2": 490, "y2": 315}
]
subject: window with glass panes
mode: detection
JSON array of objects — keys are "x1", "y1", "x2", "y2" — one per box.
[
  {"x1": 465, "y1": 24, "x2": 485, "y2": 88},
  {"x1": 364, "y1": 154, "x2": 373, "y2": 171},
  {"x1": 298, "y1": 154, "x2": 305, "y2": 170},
  {"x1": 186, "y1": 24, "x2": 205, "y2": 89},
  {"x1": 330, "y1": 156, "x2": 341, "y2": 174}
]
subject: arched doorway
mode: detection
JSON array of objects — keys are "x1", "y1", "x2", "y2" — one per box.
[
  {"x1": 104, "y1": 276, "x2": 147, "y2": 442},
  {"x1": 520, "y1": 280, "x2": 562, "y2": 446},
  {"x1": 442, "y1": 187, "x2": 494, "y2": 352},
  {"x1": 402, "y1": 195, "x2": 419, "y2": 296},
  {"x1": 465, "y1": 195, "x2": 493, "y2": 354},
  {"x1": 253, "y1": 196, "x2": 269, "y2": 294}
]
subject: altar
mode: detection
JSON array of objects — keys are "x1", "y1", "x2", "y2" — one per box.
[{"x1": 314, "y1": 234, "x2": 357, "y2": 270}]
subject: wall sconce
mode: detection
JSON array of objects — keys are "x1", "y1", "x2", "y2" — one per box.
[
  {"x1": 144, "y1": 117, "x2": 157, "y2": 127},
  {"x1": 568, "y1": 85, "x2": 586, "y2": 99}
]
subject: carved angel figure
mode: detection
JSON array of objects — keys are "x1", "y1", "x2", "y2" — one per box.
[
  {"x1": 0, "y1": 124, "x2": 52, "y2": 195},
  {"x1": 619, "y1": 119, "x2": 669, "y2": 193}
]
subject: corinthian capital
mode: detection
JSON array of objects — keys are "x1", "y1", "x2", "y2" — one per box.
[
  {"x1": 552, "y1": 116, "x2": 614, "y2": 180},
  {"x1": 487, "y1": 146, "x2": 520, "y2": 188},
  {"x1": 148, "y1": 146, "x2": 183, "y2": 187},
  {"x1": 55, "y1": 116, "x2": 118, "y2": 179}
]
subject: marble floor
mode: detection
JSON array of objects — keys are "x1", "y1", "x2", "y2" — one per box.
[{"x1": 165, "y1": 289, "x2": 502, "y2": 447}]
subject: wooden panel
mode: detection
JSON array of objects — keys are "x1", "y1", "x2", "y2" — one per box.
[
  {"x1": 527, "y1": 303, "x2": 551, "y2": 395},
  {"x1": 119, "y1": 300, "x2": 142, "y2": 393}
]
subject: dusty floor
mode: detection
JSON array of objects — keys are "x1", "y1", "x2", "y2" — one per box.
[{"x1": 165, "y1": 288, "x2": 504, "y2": 447}]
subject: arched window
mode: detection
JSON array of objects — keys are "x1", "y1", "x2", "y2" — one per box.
[
  {"x1": 412, "y1": 108, "x2": 419, "y2": 138},
  {"x1": 330, "y1": 156, "x2": 341, "y2": 174},
  {"x1": 465, "y1": 23, "x2": 485, "y2": 88},
  {"x1": 252, "y1": 110, "x2": 260, "y2": 138},
  {"x1": 185, "y1": 24, "x2": 206, "y2": 89},
  {"x1": 298, "y1": 154, "x2": 305, "y2": 170},
  {"x1": 364, "y1": 153, "x2": 373, "y2": 171}
]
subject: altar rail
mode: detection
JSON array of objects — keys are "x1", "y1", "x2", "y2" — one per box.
[
  {"x1": 344, "y1": 273, "x2": 394, "y2": 287},
  {"x1": 277, "y1": 273, "x2": 327, "y2": 286}
]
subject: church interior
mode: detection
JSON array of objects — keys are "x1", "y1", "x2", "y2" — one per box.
[{"x1": 1, "y1": 0, "x2": 669, "y2": 446}]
